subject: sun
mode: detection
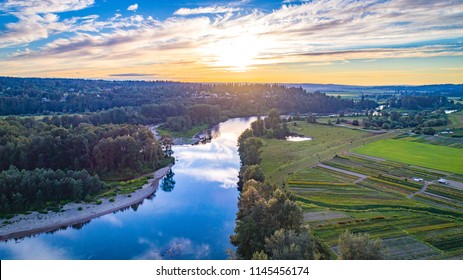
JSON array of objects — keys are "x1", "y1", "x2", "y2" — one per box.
[{"x1": 203, "y1": 35, "x2": 264, "y2": 72}]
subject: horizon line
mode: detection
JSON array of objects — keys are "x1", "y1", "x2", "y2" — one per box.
[{"x1": 1, "y1": 76, "x2": 462, "y2": 88}]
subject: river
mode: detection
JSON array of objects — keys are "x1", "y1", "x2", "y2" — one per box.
[{"x1": 0, "y1": 117, "x2": 256, "y2": 260}]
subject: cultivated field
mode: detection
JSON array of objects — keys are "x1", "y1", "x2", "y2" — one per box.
[
  {"x1": 290, "y1": 154, "x2": 463, "y2": 259},
  {"x1": 258, "y1": 121, "x2": 463, "y2": 259}
]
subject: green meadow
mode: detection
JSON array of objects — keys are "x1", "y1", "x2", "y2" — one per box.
[
  {"x1": 352, "y1": 139, "x2": 463, "y2": 174},
  {"x1": 260, "y1": 122, "x2": 399, "y2": 184}
]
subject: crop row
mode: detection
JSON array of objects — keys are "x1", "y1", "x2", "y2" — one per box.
[{"x1": 426, "y1": 184, "x2": 463, "y2": 201}]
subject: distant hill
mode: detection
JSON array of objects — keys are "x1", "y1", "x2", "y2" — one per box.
[{"x1": 285, "y1": 83, "x2": 463, "y2": 96}]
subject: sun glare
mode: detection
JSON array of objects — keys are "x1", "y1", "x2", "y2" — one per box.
[{"x1": 204, "y1": 35, "x2": 264, "y2": 72}]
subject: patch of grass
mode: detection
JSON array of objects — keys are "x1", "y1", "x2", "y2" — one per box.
[
  {"x1": 106, "y1": 175, "x2": 152, "y2": 195},
  {"x1": 157, "y1": 123, "x2": 209, "y2": 139},
  {"x1": 260, "y1": 122, "x2": 398, "y2": 184},
  {"x1": 352, "y1": 139, "x2": 463, "y2": 174}
]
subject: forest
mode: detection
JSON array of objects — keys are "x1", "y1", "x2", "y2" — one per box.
[
  {"x1": 0, "y1": 77, "x2": 365, "y2": 117},
  {"x1": 0, "y1": 116, "x2": 169, "y2": 214}
]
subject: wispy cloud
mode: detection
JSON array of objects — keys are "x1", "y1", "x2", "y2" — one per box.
[
  {"x1": 109, "y1": 73, "x2": 156, "y2": 77},
  {"x1": 174, "y1": 6, "x2": 240, "y2": 16},
  {"x1": 127, "y1": 4, "x2": 138, "y2": 12},
  {"x1": 0, "y1": 0, "x2": 95, "y2": 48}
]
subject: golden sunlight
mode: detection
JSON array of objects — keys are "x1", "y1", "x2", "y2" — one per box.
[{"x1": 203, "y1": 35, "x2": 264, "y2": 72}]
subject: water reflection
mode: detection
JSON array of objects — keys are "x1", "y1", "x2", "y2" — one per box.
[
  {"x1": 160, "y1": 170, "x2": 176, "y2": 192},
  {"x1": 0, "y1": 117, "x2": 256, "y2": 260},
  {"x1": 175, "y1": 117, "x2": 257, "y2": 189},
  {"x1": 1, "y1": 238, "x2": 71, "y2": 260},
  {"x1": 286, "y1": 136, "x2": 313, "y2": 142}
]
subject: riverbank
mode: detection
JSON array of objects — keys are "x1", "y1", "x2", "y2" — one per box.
[
  {"x1": 0, "y1": 165, "x2": 172, "y2": 241},
  {"x1": 150, "y1": 123, "x2": 219, "y2": 145}
]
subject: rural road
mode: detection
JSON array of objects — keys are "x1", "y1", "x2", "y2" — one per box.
[
  {"x1": 316, "y1": 163, "x2": 368, "y2": 184},
  {"x1": 408, "y1": 181, "x2": 431, "y2": 198},
  {"x1": 346, "y1": 152, "x2": 385, "y2": 162}
]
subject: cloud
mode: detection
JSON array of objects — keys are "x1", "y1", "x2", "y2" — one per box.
[
  {"x1": 127, "y1": 4, "x2": 138, "y2": 12},
  {"x1": 1, "y1": 0, "x2": 95, "y2": 14},
  {"x1": 2, "y1": 238, "x2": 71, "y2": 259},
  {"x1": 174, "y1": 6, "x2": 240, "y2": 16},
  {"x1": 109, "y1": 73, "x2": 156, "y2": 77},
  {"x1": 1, "y1": 0, "x2": 463, "y2": 81},
  {"x1": 0, "y1": 0, "x2": 95, "y2": 48},
  {"x1": 135, "y1": 237, "x2": 210, "y2": 260}
]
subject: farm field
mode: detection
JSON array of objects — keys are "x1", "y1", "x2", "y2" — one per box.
[
  {"x1": 260, "y1": 122, "x2": 399, "y2": 184},
  {"x1": 289, "y1": 154, "x2": 463, "y2": 259},
  {"x1": 352, "y1": 138, "x2": 463, "y2": 174},
  {"x1": 257, "y1": 120, "x2": 463, "y2": 259},
  {"x1": 396, "y1": 134, "x2": 463, "y2": 149}
]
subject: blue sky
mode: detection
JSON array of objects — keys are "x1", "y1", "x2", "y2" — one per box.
[{"x1": 0, "y1": 0, "x2": 462, "y2": 85}]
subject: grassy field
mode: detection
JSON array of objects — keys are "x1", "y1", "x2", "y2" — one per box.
[
  {"x1": 395, "y1": 134, "x2": 463, "y2": 148},
  {"x1": 260, "y1": 122, "x2": 399, "y2": 184},
  {"x1": 352, "y1": 139, "x2": 463, "y2": 174},
  {"x1": 446, "y1": 110, "x2": 463, "y2": 131}
]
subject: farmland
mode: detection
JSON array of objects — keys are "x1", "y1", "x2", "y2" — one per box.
[
  {"x1": 258, "y1": 121, "x2": 463, "y2": 259},
  {"x1": 352, "y1": 138, "x2": 463, "y2": 174},
  {"x1": 291, "y1": 154, "x2": 463, "y2": 259}
]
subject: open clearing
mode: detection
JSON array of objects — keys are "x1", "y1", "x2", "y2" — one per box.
[
  {"x1": 260, "y1": 122, "x2": 399, "y2": 184},
  {"x1": 352, "y1": 138, "x2": 463, "y2": 174}
]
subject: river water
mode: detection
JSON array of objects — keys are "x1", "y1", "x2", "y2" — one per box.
[{"x1": 0, "y1": 117, "x2": 256, "y2": 260}]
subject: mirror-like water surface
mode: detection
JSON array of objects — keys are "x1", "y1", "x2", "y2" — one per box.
[{"x1": 0, "y1": 117, "x2": 256, "y2": 260}]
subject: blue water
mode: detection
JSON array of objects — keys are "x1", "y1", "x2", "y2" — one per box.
[{"x1": 0, "y1": 117, "x2": 256, "y2": 260}]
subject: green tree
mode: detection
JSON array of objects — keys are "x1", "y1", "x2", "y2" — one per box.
[
  {"x1": 240, "y1": 137, "x2": 263, "y2": 166},
  {"x1": 338, "y1": 231, "x2": 385, "y2": 260},
  {"x1": 264, "y1": 229, "x2": 314, "y2": 260},
  {"x1": 251, "y1": 251, "x2": 269, "y2": 260},
  {"x1": 241, "y1": 165, "x2": 265, "y2": 184}
]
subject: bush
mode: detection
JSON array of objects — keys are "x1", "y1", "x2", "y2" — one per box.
[
  {"x1": 77, "y1": 207, "x2": 83, "y2": 211},
  {"x1": 109, "y1": 198, "x2": 115, "y2": 202},
  {"x1": 95, "y1": 200, "x2": 102, "y2": 205}
]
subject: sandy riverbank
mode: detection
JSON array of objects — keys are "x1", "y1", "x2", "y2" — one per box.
[{"x1": 0, "y1": 165, "x2": 172, "y2": 241}]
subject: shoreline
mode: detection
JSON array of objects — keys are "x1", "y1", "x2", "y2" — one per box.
[{"x1": 0, "y1": 165, "x2": 172, "y2": 241}]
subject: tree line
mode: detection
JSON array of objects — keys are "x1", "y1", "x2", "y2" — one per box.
[
  {"x1": 361, "y1": 109, "x2": 449, "y2": 131},
  {"x1": 0, "y1": 77, "x2": 367, "y2": 118},
  {"x1": 0, "y1": 117, "x2": 166, "y2": 175},
  {"x1": 0, "y1": 166, "x2": 106, "y2": 214}
]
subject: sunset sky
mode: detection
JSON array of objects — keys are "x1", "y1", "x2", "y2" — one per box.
[{"x1": 0, "y1": 0, "x2": 462, "y2": 85}]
